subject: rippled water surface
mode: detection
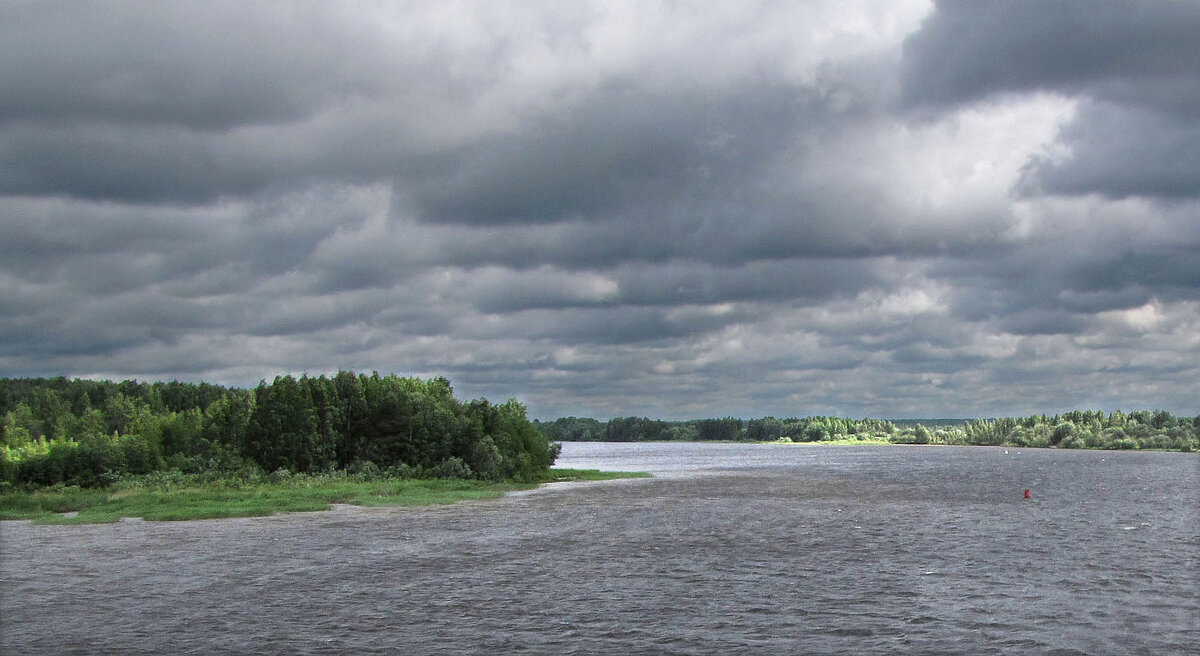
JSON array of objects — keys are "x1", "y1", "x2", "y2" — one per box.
[{"x1": 2, "y1": 443, "x2": 1197, "y2": 654}]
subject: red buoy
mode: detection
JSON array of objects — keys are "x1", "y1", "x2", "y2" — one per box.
[{"x1": 1024, "y1": 489, "x2": 1031, "y2": 499}]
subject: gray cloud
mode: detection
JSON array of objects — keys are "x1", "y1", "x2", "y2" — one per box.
[
  {"x1": 1, "y1": 1, "x2": 1197, "y2": 419},
  {"x1": 901, "y1": 0, "x2": 1200, "y2": 115},
  {"x1": 902, "y1": 0, "x2": 1200, "y2": 201},
  {"x1": 0, "y1": 3, "x2": 390, "y2": 129},
  {"x1": 1020, "y1": 101, "x2": 1200, "y2": 199}
]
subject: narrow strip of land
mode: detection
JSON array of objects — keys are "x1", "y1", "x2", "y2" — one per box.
[{"x1": 0, "y1": 469, "x2": 649, "y2": 524}]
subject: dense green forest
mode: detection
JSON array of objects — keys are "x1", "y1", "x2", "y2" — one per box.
[
  {"x1": 0, "y1": 374, "x2": 559, "y2": 489},
  {"x1": 537, "y1": 411, "x2": 1199, "y2": 451},
  {"x1": 5, "y1": 373, "x2": 1195, "y2": 490}
]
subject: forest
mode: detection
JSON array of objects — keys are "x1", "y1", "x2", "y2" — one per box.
[
  {"x1": 5, "y1": 372, "x2": 1195, "y2": 491},
  {"x1": 0, "y1": 373, "x2": 559, "y2": 489},
  {"x1": 537, "y1": 411, "x2": 1200, "y2": 451}
]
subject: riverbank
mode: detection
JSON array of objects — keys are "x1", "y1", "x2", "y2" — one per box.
[
  {"x1": 565, "y1": 437, "x2": 1194, "y2": 451},
  {"x1": 762, "y1": 437, "x2": 893, "y2": 446},
  {"x1": 0, "y1": 468, "x2": 649, "y2": 524}
]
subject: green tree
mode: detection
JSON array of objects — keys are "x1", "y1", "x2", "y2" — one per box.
[{"x1": 245, "y1": 376, "x2": 324, "y2": 473}]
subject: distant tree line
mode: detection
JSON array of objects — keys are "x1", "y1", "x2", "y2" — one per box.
[
  {"x1": 0, "y1": 374, "x2": 559, "y2": 489},
  {"x1": 537, "y1": 411, "x2": 1199, "y2": 451},
  {"x1": 537, "y1": 416, "x2": 902, "y2": 443}
]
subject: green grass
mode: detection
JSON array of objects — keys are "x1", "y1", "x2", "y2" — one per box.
[
  {"x1": 545, "y1": 468, "x2": 652, "y2": 482},
  {"x1": 761, "y1": 437, "x2": 894, "y2": 446},
  {"x1": 0, "y1": 468, "x2": 648, "y2": 525}
]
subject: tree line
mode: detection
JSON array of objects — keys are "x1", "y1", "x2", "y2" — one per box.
[
  {"x1": 537, "y1": 410, "x2": 1199, "y2": 451},
  {"x1": 0, "y1": 373, "x2": 559, "y2": 489},
  {"x1": 537, "y1": 415, "x2": 904, "y2": 443}
]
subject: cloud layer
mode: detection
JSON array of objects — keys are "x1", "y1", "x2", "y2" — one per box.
[{"x1": 3, "y1": 0, "x2": 1197, "y2": 418}]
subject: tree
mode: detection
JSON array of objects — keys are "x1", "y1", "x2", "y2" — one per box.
[
  {"x1": 245, "y1": 376, "x2": 325, "y2": 473},
  {"x1": 201, "y1": 390, "x2": 254, "y2": 457}
]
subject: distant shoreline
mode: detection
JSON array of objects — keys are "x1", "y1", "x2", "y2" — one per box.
[
  {"x1": 552, "y1": 438, "x2": 1198, "y2": 453},
  {"x1": 539, "y1": 411, "x2": 1199, "y2": 451}
]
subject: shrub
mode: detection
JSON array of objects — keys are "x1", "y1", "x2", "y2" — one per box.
[
  {"x1": 1059, "y1": 434, "x2": 1083, "y2": 449},
  {"x1": 430, "y1": 457, "x2": 473, "y2": 479},
  {"x1": 468, "y1": 436, "x2": 503, "y2": 480},
  {"x1": 346, "y1": 459, "x2": 383, "y2": 480}
]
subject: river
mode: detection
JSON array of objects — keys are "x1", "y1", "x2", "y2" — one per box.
[{"x1": 2, "y1": 443, "x2": 1197, "y2": 654}]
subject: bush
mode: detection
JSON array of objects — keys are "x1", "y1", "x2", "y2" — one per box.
[
  {"x1": 468, "y1": 437, "x2": 503, "y2": 480},
  {"x1": 429, "y1": 457, "x2": 473, "y2": 479},
  {"x1": 1058, "y1": 434, "x2": 1083, "y2": 449},
  {"x1": 892, "y1": 425, "x2": 931, "y2": 444},
  {"x1": 346, "y1": 459, "x2": 383, "y2": 480}
]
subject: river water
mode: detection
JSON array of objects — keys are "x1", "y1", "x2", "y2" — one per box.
[{"x1": 2, "y1": 443, "x2": 1197, "y2": 654}]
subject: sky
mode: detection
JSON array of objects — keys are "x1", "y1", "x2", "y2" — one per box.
[{"x1": 2, "y1": 0, "x2": 1199, "y2": 420}]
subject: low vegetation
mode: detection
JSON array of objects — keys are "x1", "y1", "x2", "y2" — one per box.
[{"x1": 0, "y1": 468, "x2": 647, "y2": 524}]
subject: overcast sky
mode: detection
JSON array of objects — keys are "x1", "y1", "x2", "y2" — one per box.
[{"x1": 3, "y1": 0, "x2": 1198, "y2": 419}]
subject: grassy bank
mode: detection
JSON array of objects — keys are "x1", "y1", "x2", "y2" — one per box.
[
  {"x1": 0, "y1": 468, "x2": 649, "y2": 525},
  {"x1": 761, "y1": 437, "x2": 893, "y2": 446}
]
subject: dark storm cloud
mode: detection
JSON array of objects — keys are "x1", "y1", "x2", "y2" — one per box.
[
  {"x1": 435, "y1": 258, "x2": 890, "y2": 316},
  {"x1": 2, "y1": 1, "x2": 1198, "y2": 418},
  {"x1": 408, "y1": 83, "x2": 805, "y2": 226},
  {"x1": 0, "y1": 2, "x2": 511, "y2": 203},
  {"x1": 902, "y1": 0, "x2": 1200, "y2": 201},
  {"x1": 0, "y1": 3, "x2": 385, "y2": 129},
  {"x1": 0, "y1": 193, "x2": 349, "y2": 295},
  {"x1": 457, "y1": 305, "x2": 755, "y2": 346},
  {"x1": 901, "y1": 0, "x2": 1200, "y2": 113},
  {"x1": 996, "y1": 309, "x2": 1088, "y2": 337},
  {"x1": 1062, "y1": 247, "x2": 1200, "y2": 306},
  {"x1": 0, "y1": 0, "x2": 977, "y2": 261},
  {"x1": 1019, "y1": 101, "x2": 1200, "y2": 199},
  {"x1": 933, "y1": 204, "x2": 1200, "y2": 332},
  {"x1": 614, "y1": 259, "x2": 884, "y2": 307}
]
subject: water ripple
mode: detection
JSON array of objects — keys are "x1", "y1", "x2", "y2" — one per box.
[{"x1": 2, "y1": 444, "x2": 1196, "y2": 655}]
